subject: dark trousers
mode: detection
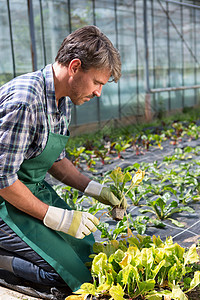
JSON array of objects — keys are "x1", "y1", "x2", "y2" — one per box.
[{"x1": 0, "y1": 217, "x2": 65, "y2": 286}]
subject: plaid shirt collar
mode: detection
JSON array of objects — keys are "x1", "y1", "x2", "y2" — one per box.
[{"x1": 44, "y1": 64, "x2": 72, "y2": 118}]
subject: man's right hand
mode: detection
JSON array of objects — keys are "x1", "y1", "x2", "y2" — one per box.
[{"x1": 43, "y1": 206, "x2": 99, "y2": 239}]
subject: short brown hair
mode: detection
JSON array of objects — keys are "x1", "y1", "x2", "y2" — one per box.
[{"x1": 55, "y1": 25, "x2": 121, "y2": 82}]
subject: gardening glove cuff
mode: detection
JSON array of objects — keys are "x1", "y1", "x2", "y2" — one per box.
[
  {"x1": 43, "y1": 206, "x2": 99, "y2": 239},
  {"x1": 84, "y1": 180, "x2": 103, "y2": 197},
  {"x1": 84, "y1": 181, "x2": 124, "y2": 207}
]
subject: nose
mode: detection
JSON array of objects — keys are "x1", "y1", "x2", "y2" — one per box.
[{"x1": 94, "y1": 85, "x2": 102, "y2": 97}]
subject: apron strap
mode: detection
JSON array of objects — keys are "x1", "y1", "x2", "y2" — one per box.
[{"x1": 47, "y1": 115, "x2": 52, "y2": 132}]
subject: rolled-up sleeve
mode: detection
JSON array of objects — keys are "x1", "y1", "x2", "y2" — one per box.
[{"x1": 0, "y1": 102, "x2": 35, "y2": 189}]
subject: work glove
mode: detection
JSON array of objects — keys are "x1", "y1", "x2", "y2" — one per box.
[
  {"x1": 84, "y1": 180, "x2": 127, "y2": 209},
  {"x1": 43, "y1": 206, "x2": 99, "y2": 239}
]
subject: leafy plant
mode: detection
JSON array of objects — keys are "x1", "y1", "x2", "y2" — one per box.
[
  {"x1": 66, "y1": 235, "x2": 200, "y2": 300},
  {"x1": 104, "y1": 167, "x2": 145, "y2": 209},
  {"x1": 55, "y1": 186, "x2": 82, "y2": 211},
  {"x1": 97, "y1": 216, "x2": 131, "y2": 240},
  {"x1": 113, "y1": 137, "x2": 131, "y2": 158},
  {"x1": 66, "y1": 146, "x2": 86, "y2": 168},
  {"x1": 97, "y1": 213, "x2": 165, "y2": 239},
  {"x1": 81, "y1": 150, "x2": 96, "y2": 171},
  {"x1": 140, "y1": 192, "x2": 194, "y2": 227},
  {"x1": 94, "y1": 146, "x2": 110, "y2": 165},
  {"x1": 152, "y1": 133, "x2": 166, "y2": 149}
]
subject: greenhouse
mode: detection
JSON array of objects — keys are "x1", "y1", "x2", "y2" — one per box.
[
  {"x1": 1, "y1": 0, "x2": 200, "y2": 130},
  {"x1": 0, "y1": 1, "x2": 200, "y2": 300}
]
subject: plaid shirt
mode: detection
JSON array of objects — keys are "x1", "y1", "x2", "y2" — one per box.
[{"x1": 0, "y1": 64, "x2": 72, "y2": 189}]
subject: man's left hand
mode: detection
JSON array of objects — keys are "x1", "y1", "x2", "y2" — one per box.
[{"x1": 84, "y1": 181, "x2": 127, "y2": 208}]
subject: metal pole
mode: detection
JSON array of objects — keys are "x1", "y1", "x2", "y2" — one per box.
[
  {"x1": 143, "y1": 0, "x2": 150, "y2": 93},
  {"x1": 158, "y1": 0, "x2": 200, "y2": 67},
  {"x1": 151, "y1": 0, "x2": 156, "y2": 111},
  {"x1": 68, "y1": 0, "x2": 77, "y2": 126},
  {"x1": 180, "y1": 0, "x2": 184, "y2": 108},
  {"x1": 27, "y1": 0, "x2": 37, "y2": 71},
  {"x1": 163, "y1": 0, "x2": 200, "y2": 10},
  {"x1": 194, "y1": 0, "x2": 197, "y2": 104},
  {"x1": 68, "y1": 0, "x2": 72, "y2": 33},
  {"x1": 92, "y1": 0, "x2": 100, "y2": 126},
  {"x1": 143, "y1": 0, "x2": 152, "y2": 121},
  {"x1": 7, "y1": 0, "x2": 16, "y2": 77},
  {"x1": 114, "y1": 0, "x2": 121, "y2": 120},
  {"x1": 149, "y1": 84, "x2": 200, "y2": 93},
  {"x1": 92, "y1": 0, "x2": 96, "y2": 25},
  {"x1": 166, "y1": 1, "x2": 171, "y2": 111},
  {"x1": 39, "y1": 0, "x2": 46, "y2": 66},
  {"x1": 133, "y1": 0, "x2": 139, "y2": 115}
]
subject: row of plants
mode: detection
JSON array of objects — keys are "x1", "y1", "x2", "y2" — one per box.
[
  {"x1": 66, "y1": 121, "x2": 200, "y2": 172},
  {"x1": 57, "y1": 145, "x2": 200, "y2": 239},
  {"x1": 66, "y1": 235, "x2": 200, "y2": 300}
]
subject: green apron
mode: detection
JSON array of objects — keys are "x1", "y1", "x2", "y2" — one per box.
[{"x1": 0, "y1": 72, "x2": 94, "y2": 292}]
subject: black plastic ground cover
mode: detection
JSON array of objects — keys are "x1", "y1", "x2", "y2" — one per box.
[
  {"x1": 46, "y1": 135, "x2": 200, "y2": 248},
  {"x1": 86, "y1": 137, "x2": 200, "y2": 248}
]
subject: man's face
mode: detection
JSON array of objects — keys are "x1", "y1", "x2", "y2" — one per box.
[{"x1": 68, "y1": 67, "x2": 111, "y2": 105}]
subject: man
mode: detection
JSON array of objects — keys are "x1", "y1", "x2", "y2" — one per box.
[{"x1": 0, "y1": 25, "x2": 125, "y2": 294}]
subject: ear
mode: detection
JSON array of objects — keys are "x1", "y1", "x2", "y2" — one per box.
[{"x1": 68, "y1": 59, "x2": 82, "y2": 76}]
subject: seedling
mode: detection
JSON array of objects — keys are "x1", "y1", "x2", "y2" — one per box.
[
  {"x1": 113, "y1": 137, "x2": 131, "y2": 158},
  {"x1": 140, "y1": 192, "x2": 194, "y2": 227},
  {"x1": 104, "y1": 167, "x2": 145, "y2": 220},
  {"x1": 66, "y1": 146, "x2": 86, "y2": 169},
  {"x1": 94, "y1": 146, "x2": 110, "y2": 165}
]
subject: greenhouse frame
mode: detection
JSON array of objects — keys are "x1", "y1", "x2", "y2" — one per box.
[{"x1": 0, "y1": 0, "x2": 200, "y2": 131}]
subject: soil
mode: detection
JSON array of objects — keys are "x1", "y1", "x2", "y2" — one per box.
[{"x1": 111, "y1": 207, "x2": 125, "y2": 220}]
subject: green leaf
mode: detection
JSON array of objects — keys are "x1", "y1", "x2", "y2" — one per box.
[
  {"x1": 150, "y1": 218, "x2": 165, "y2": 228},
  {"x1": 136, "y1": 279, "x2": 155, "y2": 296},
  {"x1": 127, "y1": 236, "x2": 140, "y2": 248},
  {"x1": 141, "y1": 248, "x2": 154, "y2": 273},
  {"x1": 117, "y1": 264, "x2": 134, "y2": 285},
  {"x1": 187, "y1": 271, "x2": 200, "y2": 292},
  {"x1": 110, "y1": 167, "x2": 124, "y2": 187},
  {"x1": 74, "y1": 283, "x2": 96, "y2": 296},
  {"x1": 92, "y1": 253, "x2": 108, "y2": 284},
  {"x1": 110, "y1": 185, "x2": 121, "y2": 200},
  {"x1": 123, "y1": 172, "x2": 132, "y2": 184},
  {"x1": 151, "y1": 260, "x2": 166, "y2": 279},
  {"x1": 104, "y1": 242, "x2": 121, "y2": 258},
  {"x1": 171, "y1": 284, "x2": 188, "y2": 300},
  {"x1": 134, "y1": 221, "x2": 147, "y2": 235},
  {"x1": 184, "y1": 244, "x2": 199, "y2": 265},
  {"x1": 152, "y1": 235, "x2": 164, "y2": 247},
  {"x1": 145, "y1": 290, "x2": 172, "y2": 299},
  {"x1": 140, "y1": 208, "x2": 155, "y2": 214},
  {"x1": 168, "y1": 218, "x2": 185, "y2": 227},
  {"x1": 180, "y1": 206, "x2": 195, "y2": 213},
  {"x1": 93, "y1": 242, "x2": 104, "y2": 254},
  {"x1": 156, "y1": 197, "x2": 166, "y2": 213},
  {"x1": 109, "y1": 284, "x2": 124, "y2": 300},
  {"x1": 168, "y1": 264, "x2": 178, "y2": 283},
  {"x1": 184, "y1": 146, "x2": 193, "y2": 153},
  {"x1": 111, "y1": 249, "x2": 125, "y2": 263}
]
